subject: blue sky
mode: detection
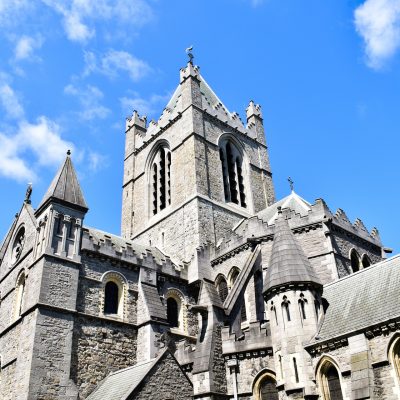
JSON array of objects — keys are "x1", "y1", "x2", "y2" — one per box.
[{"x1": 0, "y1": 0, "x2": 399, "y2": 254}]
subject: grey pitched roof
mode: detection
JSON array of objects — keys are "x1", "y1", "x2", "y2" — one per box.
[
  {"x1": 311, "y1": 255, "x2": 400, "y2": 344},
  {"x1": 257, "y1": 191, "x2": 311, "y2": 225},
  {"x1": 197, "y1": 280, "x2": 223, "y2": 308},
  {"x1": 264, "y1": 211, "x2": 322, "y2": 295},
  {"x1": 87, "y1": 349, "x2": 177, "y2": 400},
  {"x1": 140, "y1": 282, "x2": 167, "y2": 320},
  {"x1": 36, "y1": 153, "x2": 88, "y2": 213}
]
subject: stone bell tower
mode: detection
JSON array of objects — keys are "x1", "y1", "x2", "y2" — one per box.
[{"x1": 121, "y1": 58, "x2": 275, "y2": 267}]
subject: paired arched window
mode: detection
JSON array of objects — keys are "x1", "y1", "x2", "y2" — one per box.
[
  {"x1": 219, "y1": 140, "x2": 247, "y2": 208},
  {"x1": 350, "y1": 249, "x2": 360, "y2": 273},
  {"x1": 151, "y1": 145, "x2": 171, "y2": 215},
  {"x1": 102, "y1": 273, "x2": 125, "y2": 318},
  {"x1": 14, "y1": 271, "x2": 26, "y2": 318},
  {"x1": 317, "y1": 358, "x2": 344, "y2": 400}
]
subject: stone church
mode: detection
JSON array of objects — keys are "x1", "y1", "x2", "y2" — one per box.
[{"x1": 0, "y1": 58, "x2": 399, "y2": 400}]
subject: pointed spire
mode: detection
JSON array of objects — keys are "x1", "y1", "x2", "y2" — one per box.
[
  {"x1": 36, "y1": 151, "x2": 88, "y2": 215},
  {"x1": 263, "y1": 208, "x2": 322, "y2": 296}
]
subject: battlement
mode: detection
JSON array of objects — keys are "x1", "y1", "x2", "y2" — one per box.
[{"x1": 81, "y1": 227, "x2": 187, "y2": 278}]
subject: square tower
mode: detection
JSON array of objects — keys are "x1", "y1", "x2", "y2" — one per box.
[{"x1": 121, "y1": 61, "x2": 275, "y2": 265}]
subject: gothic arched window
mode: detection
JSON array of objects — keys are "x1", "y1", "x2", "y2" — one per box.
[
  {"x1": 350, "y1": 249, "x2": 360, "y2": 273},
  {"x1": 151, "y1": 145, "x2": 171, "y2": 215},
  {"x1": 362, "y1": 254, "x2": 371, "y2": 269},
  {"x1": 219, "y1": 140, "x2": 246, "y2": 208},
  {"x1": 102, "y1": 273, "x2": 125, "y2": 318},
  {"x1": 216, "y1": 276, "x2": 229, "y2": 303},
  {"x1": 317, "y1": 359, "x2": 344, "y2": 400},
  {"x1": 12, "y1": 227, "x2": 25, "y2": 265},
  {"x1": 167, "y1": 297, "x2": 179, "y2": 328},
  {"x1": 282, "y1": 296, "x2": 291, "y2": 322},
  {"x1": 259, "y1": 377, "x2": 279, "y2": 400},
  {"x1": 104, "y1": 281, "x2": 119, "y2": 314},
  {"x1": 390, "y1": 336, "x2": 400, "y2": 384},
  {"x1": 14, "y1": 271, "x2": 26, "y2": 318},
  {"x1": 299, "y1": 293, "x2": 307, "y2": 320}
]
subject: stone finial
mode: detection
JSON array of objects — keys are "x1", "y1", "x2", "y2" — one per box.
[
  {"x1": 126, "y1": 110, "x2": 147, "y2": 131},
  {"x1": 246, "y1": 100, "x2": 262, "y2": 120},
  {"x1": 354, "y1": 218, "x2": 368, "y2": 234},
  {"x1": 24, "y1": 183, "x2": 32, "y2": 204},
  {"x1": 179, "y1": 62, "x2": 200, "y2": 83},
  {"x1": 370, "y1": 227, "x2": 380, "y2": 240}
]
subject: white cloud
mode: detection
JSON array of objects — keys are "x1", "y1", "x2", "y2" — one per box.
[
  {"x1": 355, "y1": 0, "x2": 400, "y2": 69},
  {"x1": 14, "y1": 35, "x2": 44, "y2": 61},
  {"x1": 0, "y1": 132, "x2": 35, "y2": 182},
  {"x1": 41, "y1": 0, "x2": 152, "y2": 43},
  {"x1": 0, "y1": 83, "x2": 24, "y2": 119},
  {"x1": 88, "y1": 151, "x2": 108, "y2": 172},
  {"x1": 120, "y1": 93, "x2": 170, "y2": 117},
  {"x1": 64, "y1": 84, "x2": 111, "y2": 120},
  {"x1": 0, "y1": 0, "x2": 31, "y2": 27},
  {"x1": 84, "y1": 50, "x2": 151, "y2": 81},
  {"x1": 0, "y1": 117, "x2": 74, "y2": 182}
]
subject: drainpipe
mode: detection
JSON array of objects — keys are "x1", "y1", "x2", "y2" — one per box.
[{"x1": 227, "y1": 358, "x2": 239, "y2": 400}]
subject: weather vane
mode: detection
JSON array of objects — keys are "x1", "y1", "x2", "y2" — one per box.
[
  {"x1": 25, "y1": 183, "x2": 32, "y2": 204},
  {"x1": 186, "y1": 45, "x2": 194, "y2": 64},
  {"x1": 288, "y1": 176, "x2": 294, "y2": 192}
]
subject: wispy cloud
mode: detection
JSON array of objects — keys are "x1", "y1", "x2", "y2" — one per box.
[
  {"x1": 120, "y1": 93, "x2": 171, "y2": 117},
  {"x1": 14, "y1": 35, "x2": 44, "y2": 61},
  {"x1": 0, "y1": 117, "x2": 74, "y2": 182},
  {"x1": 355, "y1": 0, "x2": 400, "y2": 69},
  {"x1": 84, "y1": 50, "x2": 151, "y2": 81},
  {"x1": 41, "y1": 0, "x2": 153, "y2": 43},
  {"x1": 0, "y1": 74, "x2": 24, "y2": 119},
  {"x1": 64, "y1": 84, "x2": 111, "y2": 120}
]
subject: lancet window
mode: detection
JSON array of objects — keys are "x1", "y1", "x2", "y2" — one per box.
[
  {"x1": 219, "y1": 140, "x2": 246, "y2": 208},
  {"x1": 318, "y1": 360, "x2": 344, "y2": 400},
  {"x1": 14, "y1": 271, "x2": 26, "y2": 318},
  {"x1": 282, "y1": 296, "x2": 291, "y2": 322},
  {"x1": 350, "y1": 249, "x2": 360, "y2": 273},
  {"x1": 259, "y1": 377, "x2": 279, "y2": 400},
  {"x1": 151, "y1": 145, "x2": 171, "y2": 215}
]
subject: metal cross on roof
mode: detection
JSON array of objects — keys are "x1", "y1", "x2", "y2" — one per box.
[{"x1": 288, "y1": 176, "x2": 294, "y2": 192}]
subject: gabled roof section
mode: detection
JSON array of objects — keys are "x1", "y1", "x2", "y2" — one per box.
[
  {"x1": 87, "y1": 349, "x2": 190, "y2": 400},
  {"x1": 309, "y1": 255, "x2": 400, "y2": 344},
  {"x1": 36, "y1": 152, "x2": 88, "y2": 214},
  {"x1": 257, "y1": 191, "x2": 312, "y2": 225},
  {"x1": 264, "y1": 209, "x2": 322, "y2": 296}
]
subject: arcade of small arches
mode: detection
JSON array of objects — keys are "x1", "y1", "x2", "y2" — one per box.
[{"x1": 349, "y1": 248, "x2": 371, "y2": 273}]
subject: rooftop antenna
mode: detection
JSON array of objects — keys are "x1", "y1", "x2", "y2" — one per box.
[{"x1": 186, "y1": 45, "x2": 194, "y2": 64}]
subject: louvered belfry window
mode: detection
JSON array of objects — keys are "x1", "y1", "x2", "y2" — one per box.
[
  {"x1": 152, "y1": 146, "x2": 171, "y2": 215},
  {"x1": 220, "y1": 140, "x2": 246, "y2": 208}
]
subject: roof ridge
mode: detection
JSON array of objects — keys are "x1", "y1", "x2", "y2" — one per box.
[{"x1": 323, "y1": 254, "x2": 400, "y2": 288}]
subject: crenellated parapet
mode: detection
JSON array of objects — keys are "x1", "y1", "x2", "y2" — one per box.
[{"x1": 81, "y1": 227, "x2": 187, "y2": 278}]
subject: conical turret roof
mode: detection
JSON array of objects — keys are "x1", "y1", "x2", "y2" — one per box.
[
  {"x1": 264, "y1": 208, "x2": 322, "y2": 296},
  {"x1": 36, "y1": 151, "x2": 88, "y2": 214}
]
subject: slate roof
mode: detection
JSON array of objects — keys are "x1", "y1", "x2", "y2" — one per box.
[
  {"x1": 257, "y1": 191, "x2": 311, "y2": 225},
  {"x1": 311, "y1": 255, "x2": 400, "y2": 344},
  {"x1": 36, "y1": 152, "x2": 88, "y2": 213},
  {"x1": 140, "y1": 282, "x2": 167, "y2": 320},
  {"x1": 264, "y1": 210, "x2": 322, "y2": 295},
  {"x1": 87, "y1": 349, "x2": 173, "y2": 400}
]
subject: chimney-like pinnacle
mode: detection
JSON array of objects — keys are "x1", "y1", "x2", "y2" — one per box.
[{"x1": 246, "y1": 100, "x2": 262, "y2": 120}]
